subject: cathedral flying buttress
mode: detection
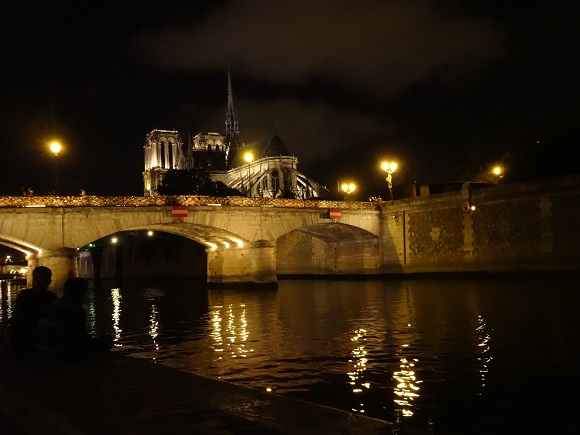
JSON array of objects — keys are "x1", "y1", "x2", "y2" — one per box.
[{"x1": 142, "y1": 69, "x2": 329, "y2": 199}]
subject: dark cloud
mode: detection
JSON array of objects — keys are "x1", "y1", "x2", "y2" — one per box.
[
  {"x1": 210, "y1": 98, "x2": 388, "y2": 160},
  {"x1": 127, "y1": 0, "x2": 507, "y2": 187},
  {"x1": 1, "y1": 0, "x2": 578, "y2": 198},
  {"x1": 132, "y1": 0, "x2": 505, "y2": 97}
]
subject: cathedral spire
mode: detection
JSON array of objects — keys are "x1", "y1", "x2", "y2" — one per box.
[{"x1": 225, "y1": 61, "x2": 240, "y2": 166}]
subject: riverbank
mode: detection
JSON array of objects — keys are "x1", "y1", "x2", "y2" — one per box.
[{"x1": 0, "y1": 354, "x2": 423, "y2": 434}]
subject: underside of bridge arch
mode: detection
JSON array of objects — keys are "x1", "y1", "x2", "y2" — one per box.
[
  {"x1": 77, "y1": 223, "x2": 252, "y2": 281},
  {"x1": 133, "y1": 224, "x2": 275, "y2": 286},
  {"x1": 0, "y1": 236, "x2": 43, "y2": 258},
  {"x1": 276, "y1": 223, "x2": 382, "y2": 276},
  {"x1": 94, "y1": 223, "x2": 250, "y2": 252}
]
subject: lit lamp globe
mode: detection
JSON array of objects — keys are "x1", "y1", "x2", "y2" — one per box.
[
  {"x1": 49, "y1": 141, "x2": 62, "y2": 156},
  {"x1": 381, "y1": 161, "x2": 397, "y2": 174},
  {"x1": 341, "y1": 182, "x2": 356, "y2": 200},
  {"x1": 341, "y1": 182, "x2": 356, "y2": 194},
  {"x1": 492, "y1": 166, "x2": 503, "y2": 177},
  {"x1": 244, "y1": 152, "x2": 253, "y2": 163}
]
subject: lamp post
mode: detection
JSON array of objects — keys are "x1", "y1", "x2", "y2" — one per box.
[
  {"x1": 49, "y1": 140, "x2": 62, "y2": 195},
  {"x1": 341, "y1": 182, "x2": 356, "y2": 200},
  {"x1": 381, "y1": 161, "x2": 398, "y2": 201},
  {"x1": 244, "y1": 152, "x2": 253, "y2": 197}
]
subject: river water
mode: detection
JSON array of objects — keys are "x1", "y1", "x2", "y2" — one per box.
[{"x1": 2, "y1": 277, "x2": 579, "y2": 434}]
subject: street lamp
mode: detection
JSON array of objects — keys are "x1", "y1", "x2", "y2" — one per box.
[
  {"x1": 381, "y1": 161, "x2": 398, "y2": 201},
  {"x1": 491, "y1": 165, "x2": 504, "y2": 179},
  {"x1": 341, "y1": 182, "x2": 356, "y2": 200},
  {"x1": 244, "y1": 151, "x2": 253, "y2": 197},
  {"x1": 49, "y1": 140, "x2": 62, "y2": 195}
]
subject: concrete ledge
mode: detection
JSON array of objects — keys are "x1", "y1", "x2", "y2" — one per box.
[{"x1": 0, "y1": 355, "x2": 421, "y2": 434}]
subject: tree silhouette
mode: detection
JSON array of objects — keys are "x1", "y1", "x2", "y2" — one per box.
[{"x1": 156, "y1": 169, "x2": 242, "y2": 196}]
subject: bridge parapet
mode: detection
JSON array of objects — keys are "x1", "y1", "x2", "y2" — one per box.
[{"x1": 0, "y1": 195, "x2": 380, "y2": 210}]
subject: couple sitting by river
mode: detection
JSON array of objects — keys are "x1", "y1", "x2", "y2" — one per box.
[{"x1": 0, "y1": 266, "x2": 112, "y2": 361}]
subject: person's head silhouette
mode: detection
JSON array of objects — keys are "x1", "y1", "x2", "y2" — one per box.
[{"x1": 31, "y1": 266, "x2": 52, "y2": 291}]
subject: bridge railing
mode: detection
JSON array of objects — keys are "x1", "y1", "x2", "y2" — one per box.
[{"x1": 0, "y1": 195, "x2": 380, "y2": 210}]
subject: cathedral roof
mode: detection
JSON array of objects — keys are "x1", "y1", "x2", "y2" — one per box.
[{"x1": 230, "y1": 135, "x2": 294, "y2": 167}]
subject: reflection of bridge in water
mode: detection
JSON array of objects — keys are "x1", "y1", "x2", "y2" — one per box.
[{"x1": 1, "y1": 174, "x2": 580, "y2": 293}]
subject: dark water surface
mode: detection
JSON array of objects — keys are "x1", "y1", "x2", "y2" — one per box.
[{"x1": 3, "y1": 277, "x2": 580, "y2": 433}]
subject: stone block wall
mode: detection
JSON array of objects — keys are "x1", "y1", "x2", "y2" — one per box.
[
  {"x1": 551, "y1": 192, "x2": 580, "y2": 259},
  {"x1": 207, "y1": 243, "x2": 276, "y2": 285},
  {"x1": 472, "y1": 198, "x2": 543, "y2": 263},
  {"x1": 381, "y1": 175, "x2": 580, "y2": 274},
  {"x1": 408, "y1": 207, "x2": 464, "y2": 266},
  {"x1": 277, "y1": 230, "x2": 380, "y2": 275}
]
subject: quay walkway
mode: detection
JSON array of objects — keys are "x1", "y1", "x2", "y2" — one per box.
[{"x1": 0, "y1": 354, "x2": 424, "y2": 434}]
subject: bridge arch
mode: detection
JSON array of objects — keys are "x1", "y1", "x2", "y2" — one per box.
[
  {"x1": 276, "y1": 223, "x2": 381, "y2": 275},
  {"x1": 0, "y1": 236, "x2": 43, "y2": 258},
  {"x1": 77, "y1": 223, "x2": 251, "y2": 252}
]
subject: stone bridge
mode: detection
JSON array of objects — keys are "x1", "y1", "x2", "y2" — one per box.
[
  {"x1": 2, "y1": 174, "x2": 580, "y2": 292},
  {"x1": 0, "y1": 196, "x2": 390, "y2": 291}
]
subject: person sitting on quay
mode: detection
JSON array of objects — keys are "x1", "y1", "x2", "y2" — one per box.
[
  {"x1": 36, "y1": 277, "x2": 113, "y2": 362},
  {"x1": 2, "y1": 266, "x2": 57, "y2": 358}
]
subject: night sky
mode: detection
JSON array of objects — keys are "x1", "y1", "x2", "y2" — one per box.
[{"x1": 1, "y1": 0, "x2": 579, "y2": 197}]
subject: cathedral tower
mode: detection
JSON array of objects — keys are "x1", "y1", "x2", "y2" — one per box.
[
  {"x1": 143, "y1": 129, "x2": 185, "y2": 196},
  {"x1": 224, "y1": 63, "x2": 240, "y2": 167}
]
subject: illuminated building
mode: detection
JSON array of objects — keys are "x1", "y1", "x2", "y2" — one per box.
[{"x1": 143, "y1": 67, "x2": 328, "y2": 199}]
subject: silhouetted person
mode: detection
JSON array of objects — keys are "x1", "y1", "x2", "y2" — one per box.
[
  {"x1": 36, "y1": 277, "x2": 113, "y2": 361},
  {"x1": 4, "y1": 266, "x2": 57, "y2": 358}
]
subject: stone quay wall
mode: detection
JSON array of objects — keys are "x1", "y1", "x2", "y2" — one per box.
[{"x1": 381, "y1": 175, "x2": 580, "y2": 275}]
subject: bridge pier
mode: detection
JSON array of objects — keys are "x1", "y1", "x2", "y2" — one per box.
[
  {"x1": 27, "y1": 248, "x2": 79, "y2": 296},
  {"x1": 207, "y1": 241, "x2": 277, "y2": 288}
]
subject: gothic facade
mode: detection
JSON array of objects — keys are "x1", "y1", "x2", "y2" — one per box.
[{"x1": 143, "y1": 69, "x2": 329, "y2": 199}]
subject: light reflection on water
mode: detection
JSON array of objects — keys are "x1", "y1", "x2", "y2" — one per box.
[
  {"x1": 0, "y1": 281, "x2": 14, "y2": 322},
  {"x1": 348, "y1": 327, "x2": 368, "y2": 414},
  {"x1": 7, "y1": 277, "x2": 578, "y2": 433},
  {"x1": 476, "y1": 313, "x2": 492, "y2": 392},
  {"x1": 111, "y1": 288, "x2": 122, "y2": 345}
]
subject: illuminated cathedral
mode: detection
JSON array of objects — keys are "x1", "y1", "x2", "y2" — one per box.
[{"x1": 143, "y1": 68, "x2": 329, "y2": 198}]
